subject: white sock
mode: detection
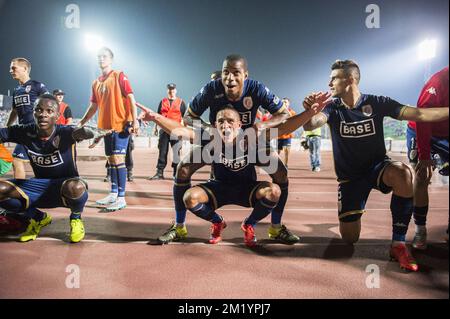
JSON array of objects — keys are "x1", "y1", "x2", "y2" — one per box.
[
  {"x1": 109, "y1": 193, "x2": 118, "y2": 198},
  {"x1": 117, "y1": 196, "x2": 126, "y2": 203}
]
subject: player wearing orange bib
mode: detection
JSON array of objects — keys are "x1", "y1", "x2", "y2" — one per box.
[{"x1": 79, "y1": 47, "x2": 139, "y2": 212}]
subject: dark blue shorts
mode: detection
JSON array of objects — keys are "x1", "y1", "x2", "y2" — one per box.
[
  {"x1": 338, "y1": 158, "x2": 396, "y2": 223},
  {"x1": 277, "y1": 138, "x2": 292, "y2": 150},
  {"x1": 104, "y1": 130, "x2": 130, "y2": 156},
  {"x1": 406, "y1": 126, "x2": 449, "y2": 168},
  {"x1": 197, "y1": 180, "x2": 264, "y2": 210},
  {"x1": 2, "y1": 177, "x2": 87, "y2": 209},
  {"x1": 12, "y1": 144, "x2": 29, "y2": 161}
]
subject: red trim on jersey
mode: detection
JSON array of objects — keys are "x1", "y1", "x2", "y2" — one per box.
[{"x1": 411, "y1": 67, "x2": 449, "y2": 160}]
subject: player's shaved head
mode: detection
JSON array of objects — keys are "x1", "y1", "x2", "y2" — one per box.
[
  {"x1": 331, "y1": 60, "x2": 360, "y2": 84},
  {"x1": 217, "y1": 106, "x2": 241, "y2": 122},
  {"x1": 224, "y1": 54, "x2": 248, "y2": 71},
  {"x1": 11, "y1": 57, "x2": 31, "y2": 72},
  {"x1": 35, "y1": 93, "x2": 59, "y2": 109},
  {"x1": 98, "y1": 47, "x2": 114, "y2": 59}
]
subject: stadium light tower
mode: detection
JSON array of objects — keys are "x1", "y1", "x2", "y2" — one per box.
[
  {"x1": 418, "y1": 39, "x2": 437, "y2": 83},
  {"x1": 418, "y1": 39, "x2": 437, "y2": 61},
  {"x1": 84, "y1": 33, "x2": 104, "y2": 53}
]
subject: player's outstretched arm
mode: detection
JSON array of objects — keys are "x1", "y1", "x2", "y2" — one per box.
[
  {"x1": 397, "y1": 106, "x2": 449, "y2": 122},
  {"x1": 302, "y1": 92, "x2": 331, "y2": 131},
  {"x1": 78, "y1": 103, "x2": 99, "y2": 127},
  {"x1": 183, "y1": 107, "x2": 213, "y2": 131},
  {"x1": 72, "y1": 126, "x2": 113, "y2": 148},
  {"x1": 256, "y1": 105, "x2": 290, "y2": 132},
  {"x1": 137, "y1": 102, "x2": 195, "y2": 141},
  {"x1": 273, "y1": 105, "x2": 326, "y2": 138}
]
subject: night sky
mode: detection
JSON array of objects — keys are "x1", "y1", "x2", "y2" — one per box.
[{"x1": 0, "y1": 0, "x2": 448, "y2": 117}]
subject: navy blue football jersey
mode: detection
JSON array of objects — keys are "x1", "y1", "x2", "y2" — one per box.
[
  {"x1": 0, "y1": 124, "x2": 78, "y2": 178},
  {"x1": 322, "y1": 94, "x2": 405, "y2": 181},
  {"x1": 13, "y1": 80, "x2": 49, "y2": 125},
  {"x1": 212, "y1": 144, "x2": 257, "y2": 183},
  {"x1": 188, "y1": 79, "x2": 284, "y2": 130},
  {"x1": 209, "y1": 132, "x2": 268, "y2": 183}
]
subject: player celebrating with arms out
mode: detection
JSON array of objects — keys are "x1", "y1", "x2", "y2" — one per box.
[
  {"x1": 154, "y1": 54, "x2": 300, "y2": 245},
  {"x1": 139, "y1": 100, "x2": 326, "y2": 246},
  {"x1": 0, "y1": 94, "x2": 112, "y2": 242},
  {"x1": 285, "y1": 60, "x2": 448, "y2": 271}
]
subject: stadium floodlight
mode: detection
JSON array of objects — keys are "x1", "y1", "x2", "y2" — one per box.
[
  {"x1": 418, "y1": 39, "x2": 437, "y2": 61},
  {"x1": 84, "y1": 33, "x2": 104, "y2": 52}
]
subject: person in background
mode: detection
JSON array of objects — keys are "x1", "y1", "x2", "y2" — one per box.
[
  {"x1": 277, "y1": 98, "x2": 296, "y2": 168},
  {"x1": 53, "y1": 89, "x2": 73, "y2": 125},
  {"x1": 7, "y1": 57, "x2": 49, "y2": 179},
  {"x1": 148, "y1": 83, "x2": 186, "y2": 180},
  {"x1": 302, "y1": 127, "x2": 322, "y2": 172}
]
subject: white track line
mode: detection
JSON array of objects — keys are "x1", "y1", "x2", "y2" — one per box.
[
  {"x1": 91, "y1": 190, "x2": 450, "y2": 195},
  {"x1": 86, "y1": 205, "x2": 449, "y2": 211},
  {"x1": 3, "y1": 236, "x2": 405, "y2": 246}
]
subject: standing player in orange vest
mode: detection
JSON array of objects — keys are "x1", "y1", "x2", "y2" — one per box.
[
  {"x1": 78, "y1": 47, "x2": 139, "y2": 212},
  {"x1": 148, "y1": 83, "x2": 186, "y2": 180},
  {"x1": 53, "y1": 89, "x2": 73, "y2": 125}
]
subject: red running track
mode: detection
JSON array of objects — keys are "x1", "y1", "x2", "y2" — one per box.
[{"x1": 0, "y1": 148, "x2": 448, "y2": 298}]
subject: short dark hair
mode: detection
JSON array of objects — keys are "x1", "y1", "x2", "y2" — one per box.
[
  {"x1": 11, "y1": 57, "x2": 31, "y2": 72},
  {"x1": 331, "y1": 59, "x2": 360, "y2": 84},
  {"x1": 224, "y1": 54, "x2": 248, "y2": 71},
  {"x1": 34, "y1": 93, "x2": 59, "y2": 109},
  {"x1": 98, "y1": 47, "x2": 114, "y2": 58}
]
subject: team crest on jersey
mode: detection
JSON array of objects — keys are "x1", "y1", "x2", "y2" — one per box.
[
  {"x1": 340, "y1": 118, "x2": 376, "y2": 138},
  {"x1": 27, "y1": 149, "x2": 64, "y2": 168},
  {"x1": 427, "y1": 87, "x2": 437, "y2": 95},
  {"x1": 361, "y1": 104, "x2": 373, "y2": 117},
  {"x1": 25, "y1": 85, "x2": 31, "y2": 93},
  {"x1": 52, "y1": 135, "x2": 61, "y2": 149},
  {"x1": 243, "y1": 97, "x2": 253, "y2": 110},
  {"x1": 273, "y1": 96, "x2": 280, "y2": 105}
]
